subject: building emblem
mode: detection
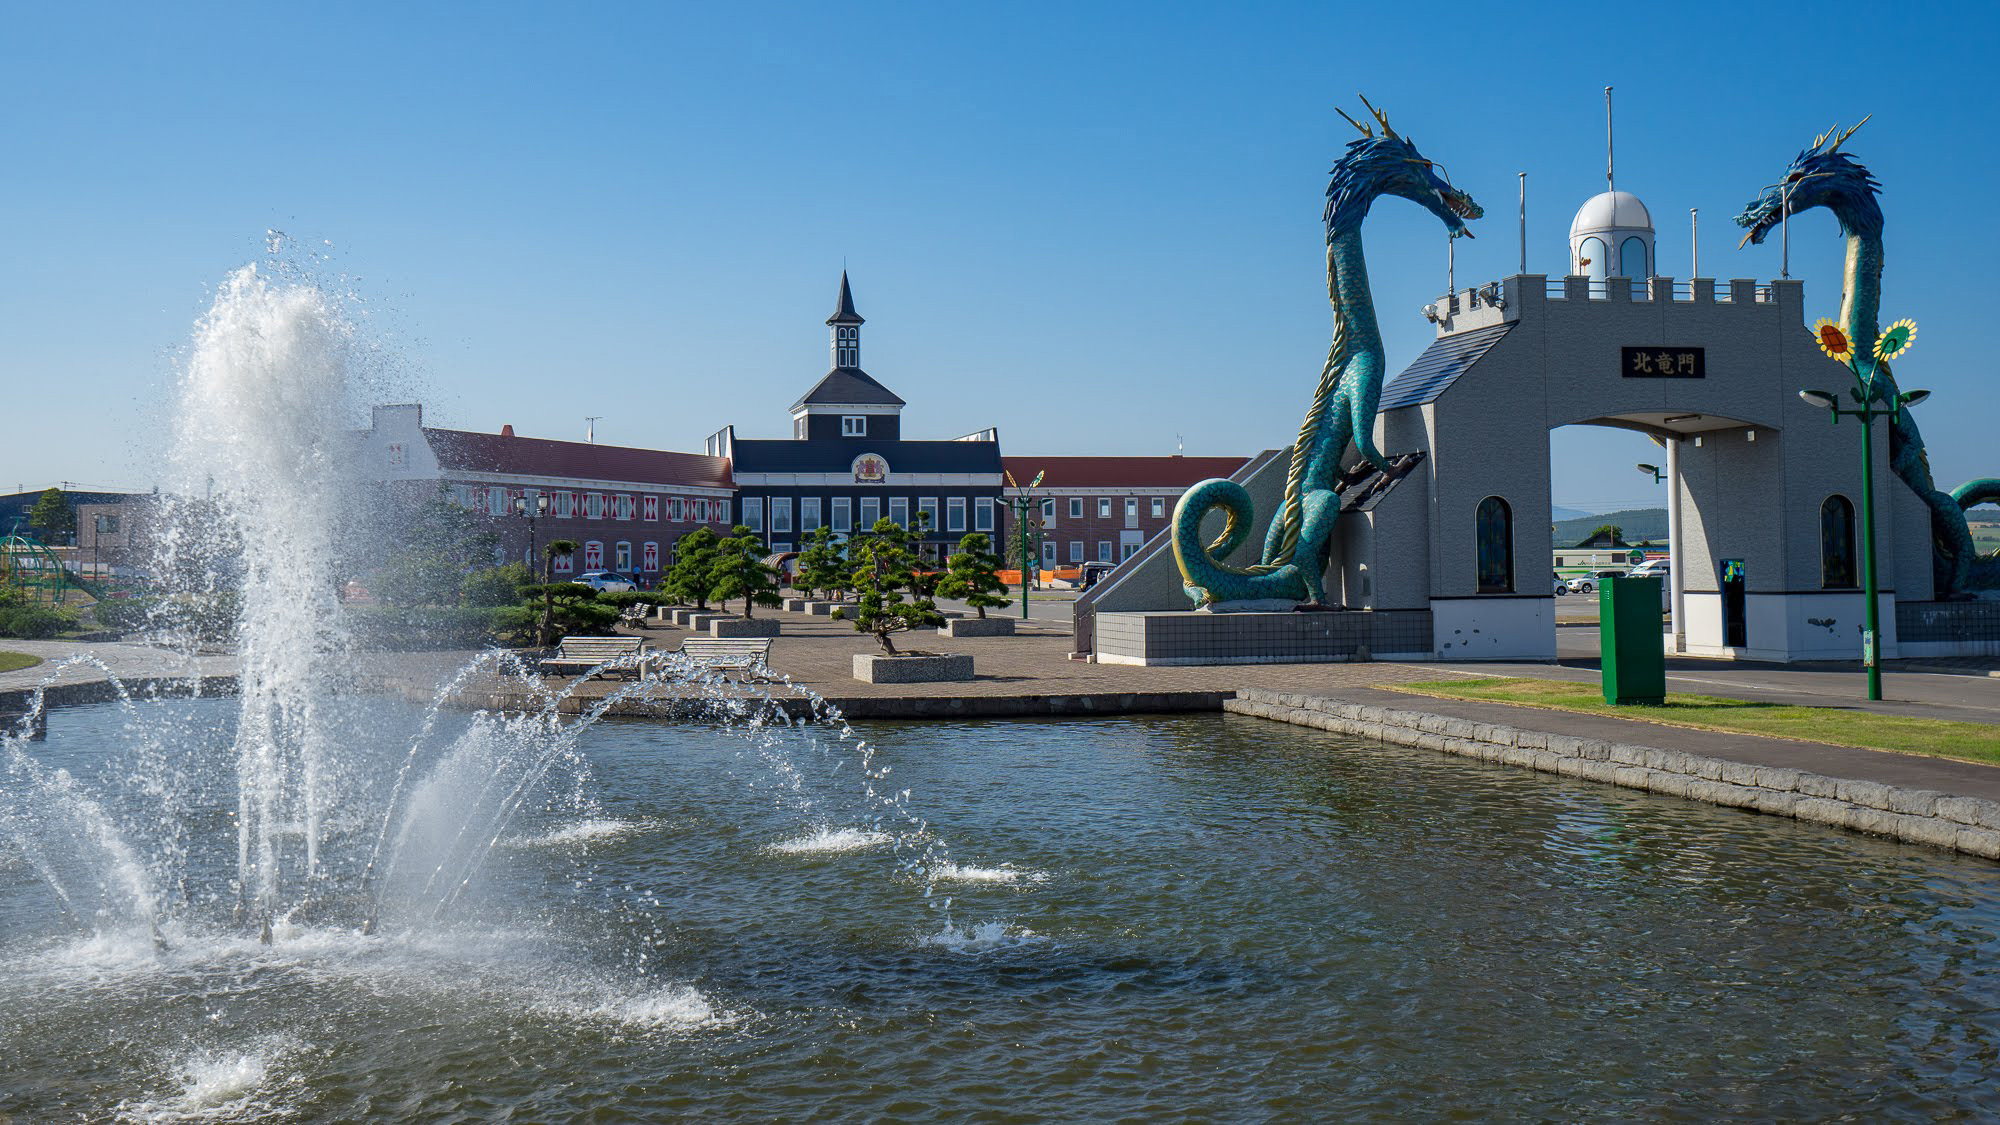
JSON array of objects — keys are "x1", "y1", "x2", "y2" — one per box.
[{"x1": 852, "y1": 453, "x2": 888, "y2": 483}]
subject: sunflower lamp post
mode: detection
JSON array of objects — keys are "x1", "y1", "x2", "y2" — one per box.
[
  {"x1": 1800, "y1": 317, "x2": 1926, "y2": 702},
  {"x1": 1001, "y1": 469, "x2": 1046, "y2": 620}
]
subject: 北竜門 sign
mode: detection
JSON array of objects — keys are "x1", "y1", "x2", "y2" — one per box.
[{"x1": 1621, "y1": 347, "x2": 1704, "y2": 378}]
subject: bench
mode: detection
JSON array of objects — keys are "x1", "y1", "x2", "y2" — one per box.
[
  {"x1": 670, "y1": 637, "x2": 774, "y2": 679},
  {"x1": 538, "y1": 635, "x2": 645, "y2": 679},
  {"x1": 617, "y1": 603, "x2": 652, "y2": 627}
]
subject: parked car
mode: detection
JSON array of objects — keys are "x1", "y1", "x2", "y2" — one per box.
[
  {"x1": 1553, "y1": 572, "x2": 1569, "y2": 596},
  {"x1": 579, "y1": 570, "x2": 637, "y2": 592},
  {"x1": 1080, "y1": 561, "x2": 1115, "y2": 591},
  {"x1": 1627, "y1": 560, "x2": 1671, "y2": 580},
  {"x1": 1565, "y1": 575, "x2": 1597, "y2": 594}
]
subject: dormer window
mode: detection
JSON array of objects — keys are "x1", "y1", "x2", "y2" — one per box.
[{"x1": 842, "y1": 415, "x2": 867, "y2": 436}]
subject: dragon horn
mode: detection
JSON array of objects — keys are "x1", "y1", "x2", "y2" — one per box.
[
  {"x1": 1357, "y1": 94, "x2": 1398, "y2": 139},
  {"x1": 1335, "y1": 106, "x2": 1371, "y2": 137},
  {"x1": 1831, "y1": 114, "x2": 1872, "y2": 152},
  {"x1": 1812, "y1": 121, "x2": 1841, "y2": 151}
]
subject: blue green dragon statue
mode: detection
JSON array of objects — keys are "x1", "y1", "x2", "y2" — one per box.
[
  {"x1": 1737, "y1": 122, "x2": 2000, "y2": 597},
  {"x1": 1172, "y1": 99, "x2": 1481, "y2": 608}
]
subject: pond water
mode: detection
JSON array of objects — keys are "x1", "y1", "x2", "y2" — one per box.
[{"x1": 4, "y1": 700, "x2": 1999, "y2": 1120}]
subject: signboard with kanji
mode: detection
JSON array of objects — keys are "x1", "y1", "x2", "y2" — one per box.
[{"x1": 1620, "y1": 346, "x2": 1704, "y2": 379}]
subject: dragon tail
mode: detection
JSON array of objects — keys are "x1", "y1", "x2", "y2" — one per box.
[{"x1": 1170, "y1": 479, "x2": 1300, "y2": 606}]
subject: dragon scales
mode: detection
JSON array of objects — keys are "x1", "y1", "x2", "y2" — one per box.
[
  {"x1": 1172, "y1": 100, "x2": 1482, "y2": 608},
  {"x1": 1737, "y1": 122, "x2": 2000, "y2": 597}
]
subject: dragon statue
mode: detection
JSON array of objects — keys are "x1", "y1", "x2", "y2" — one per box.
[
  {"x1": 1737, "y1": 122, "x2": 2000, "y2": 597},
  {"x1": 1172, "y1": 99, "x2": 1481, "y2": 608}
]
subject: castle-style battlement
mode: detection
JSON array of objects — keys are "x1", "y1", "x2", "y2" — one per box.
[{"x1": 1431, "y1": 274, "x2": 1802, "y2": 336}]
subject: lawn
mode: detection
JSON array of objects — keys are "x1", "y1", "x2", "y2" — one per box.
[
  {"x1": 0, "y1": 651, "x2": 42, "y2": 674},
  {"x1": 1388, "y1": 677, "x2": 2000, "y2": 766}
]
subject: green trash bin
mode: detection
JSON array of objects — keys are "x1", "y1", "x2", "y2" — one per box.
[{"x1": 1600, "y1": 575, "x2": 1665, "y2": 705}]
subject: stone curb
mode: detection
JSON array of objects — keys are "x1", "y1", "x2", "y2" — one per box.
[{"x1": 1224, "y1": 688, "x2": 2000, "y2": 862}]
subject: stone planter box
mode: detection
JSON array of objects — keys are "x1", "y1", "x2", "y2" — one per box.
[
  {"x1": 669, "y1": 608, "x2": 705, "y2": 627},
  {"x1": 852, "y1": 652, "x2": 974, "y2": 683},
  {"x1": 711, "y1": 616, "x2": 780, "y2": 638},
  {"x1": 808, "y1": 601, "x2": 854, "y2": 616},
  {"x1": 684, "y1": 612, "x2": 730, "y2": 632},
  {"x1": 652, "y1": 604, "x2": 687, "y2": 621},
  {"x1": 782, "y1": 597, "x2": 811, "y2": 612},
  {"x1": 940, "y1": 616, "x2": 1015, "y2": 638}
]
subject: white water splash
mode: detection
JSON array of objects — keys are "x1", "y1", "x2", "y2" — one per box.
[
  {"x1": 115, "y1": 1036, "x2": 303, "y2": 1123},
  {"x1": 918, "y1": 920, "x2": 1043, "y2": 953},
  {"x1": 505, "y1": 817, "x2": 663, "y2": 849},
  {"x1": 767, "y1": 826, "x2": 893, "y2": 855},
  {"x1": 928, "y1": 862, "x2": 1048, "y2": 885}
]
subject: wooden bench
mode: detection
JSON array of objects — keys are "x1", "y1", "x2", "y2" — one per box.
[
  {"x1": 538, "y1": 635, "x2": 645, "y2": 679},
  {"x1": 617, "y1": 603, "x2": 652, "y2": 628},
  {"x1": 670, "y1": 637, "x2": 774, "y2": 679}
]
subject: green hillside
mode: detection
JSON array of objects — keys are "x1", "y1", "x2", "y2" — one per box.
[{"x1": 1552, "y1": 507, "x2": 1668, "y2": 546}]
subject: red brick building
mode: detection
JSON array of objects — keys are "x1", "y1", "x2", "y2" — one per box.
[
  {"x1": 1000, "y1": 455, "x2": 1249, "y2": 569},
  {"x1": 361, "y1": 404, "x2": 734, "y2": 584}
]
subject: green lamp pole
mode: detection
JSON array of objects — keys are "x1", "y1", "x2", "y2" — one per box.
[
  {"x1": 1799, "y1": 316, "x2": 1926, "y2": 703},
  {"x1": 1635, "y1": 462, "x2": 1666, "y2": 484},
  {"x1": 1002, "y1": 470, "x2": 1046, "y2": 620}
]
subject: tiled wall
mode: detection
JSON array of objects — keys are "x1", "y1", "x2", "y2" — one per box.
[{"x1": 1095, "y1": 609, "x2": 1433, "y2": 666}]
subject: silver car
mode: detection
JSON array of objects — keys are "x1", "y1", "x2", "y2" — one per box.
[{"x1": 579, "y1": 570, "x2": 637, "y2": 592}]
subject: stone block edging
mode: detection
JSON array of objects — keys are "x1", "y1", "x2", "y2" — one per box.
[{"x1": 1224, "y1": 688, "x2": 2000, "y2": 861}]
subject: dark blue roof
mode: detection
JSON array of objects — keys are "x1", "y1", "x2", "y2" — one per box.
[
  {"x1": 1376, "y1": 323, "x2": 1513, "y2": 411},
  {"x1": 731, "y1": 438, "x2": 1002, "y2": 475}
]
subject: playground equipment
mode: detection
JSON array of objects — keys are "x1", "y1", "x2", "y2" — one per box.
[{"x1": 0, "y1": 532, "x2": 78, "y2": 603}]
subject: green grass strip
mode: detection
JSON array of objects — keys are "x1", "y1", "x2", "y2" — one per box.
[
  {"x1": 1389, "y1": 678, "x2": 2000, "y2": 766},
  {"x1": 0, "y1": 651, "x2": 42, "y2": 674}
]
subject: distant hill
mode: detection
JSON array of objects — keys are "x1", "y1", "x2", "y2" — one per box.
[
  {"x1": 1550, "y1": 505, "x2": 1597, "y2": 523},
  {"x1": 1552, "y1": 507, "x2": 1668, "y2": 546}
]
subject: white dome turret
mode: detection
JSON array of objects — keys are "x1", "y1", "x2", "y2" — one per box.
[{"x1": 1569, "y1": 189, "x2": 1654, "y2": 284}]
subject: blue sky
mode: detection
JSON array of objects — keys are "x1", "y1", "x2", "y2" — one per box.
[{"x1": 2, "y1": 2, "x2": 1995, "y2": 514}]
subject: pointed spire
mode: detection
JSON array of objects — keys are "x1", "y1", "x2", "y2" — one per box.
[{"x1": 827, "y1": 271, "x2": 864, "y2": 326}]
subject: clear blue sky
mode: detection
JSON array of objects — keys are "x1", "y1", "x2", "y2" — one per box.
[{"x1": 3, "y1": 2, "x2": 1995, "y2": 514}]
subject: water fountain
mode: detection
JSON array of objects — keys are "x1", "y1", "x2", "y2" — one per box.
[{"x1": 6, "y1": 261, "x2": 2000, "y2": 1120}]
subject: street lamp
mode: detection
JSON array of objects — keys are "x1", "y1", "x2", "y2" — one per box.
[
  {"x1": 1001, "y1": 470, "x2": 1047, "y2": 620},
  {"x1": 1635, "y1": 463, "x2": 1665, "y2": 484},
  {"x1": 513, "y1": 492, "x2": 550, "y2": 578},
  {"x1": 1798, "y1": 314, "x2": 1925, "y2": 702}
]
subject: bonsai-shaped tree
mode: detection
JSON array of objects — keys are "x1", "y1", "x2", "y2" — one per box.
[
  {"x1": 664, "y1": 528, "x2": 720, "y2": 610},
  {"x1": 709, "y1": 525, "x2": 783, "y2": 617},
  {"x1": 532, "y1": 539, "x2": 580, "y2": 644},
  {"x1": 495, "y1": 581, "x2": 622, "y2": 646},
  {"x1": 836, "y1": 516, "x2": 944, "y2": 654},
  {"x1": 542, "y1": 538, "x2": 578, "y2": 583},
  {"x1": 793, "y1": 525, "x2": 847, "y2": 599},
  {"x1": 936, "y1": 532, "x2": 1009, "y2": 618}
]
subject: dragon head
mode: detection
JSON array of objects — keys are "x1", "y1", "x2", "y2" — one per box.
[
  {"x1": 1325, "y1": 96, "x2": 1482, "y2": 241},
  {"x1": 1736, "y1": 117, "x2": 1883, "y2": 246}
]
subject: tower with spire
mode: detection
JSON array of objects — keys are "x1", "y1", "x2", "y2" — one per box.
[{"x1": 789, "y1": 272, "x2": 905, "y2": 441}]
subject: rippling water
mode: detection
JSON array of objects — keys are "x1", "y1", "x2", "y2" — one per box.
[{"x1": 5, "y1": 702, "x2": 1999, "y2": 1120}]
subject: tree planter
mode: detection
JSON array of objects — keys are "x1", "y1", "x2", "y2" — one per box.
[
  {"x1": 712, "y1": 617, "x2": 780, "y2": 638},
  {"x1": 852, "y1": 652, "x2": 974, "y2": 683},
  {"x1": 669, "y1": 608, "x2": 709, "y2": 627},
  {"x1": 653, "y1": 604, "x2": 687, "y2": 621},
  {"x1": 808, "y1": 601, "x2": 853, "y2": 616},
  {"x1": 782, "y1": 597, "x2": 812, "y2": 612},
  {"x1": 940, "y1": 617, "x2": 1015, "y2": 637},
  {"x1": 685, "y1": 612, "x2": 730, "y2": 632}
]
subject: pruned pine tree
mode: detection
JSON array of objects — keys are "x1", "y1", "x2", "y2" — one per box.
[
  {"x1": 793, "y1": 524, "x2": 846, "y2": 599},
  {"x1": 665, "y1": 528, "x2": 720, "y2": 610},
  {"x1": 838, "y1": 517, "x2": 944, "y2": 654},
  {"x1": 710, "y1": 525, "x2": 782, "y2": 617},
  {"x1": 937, "y1": 532, "x2": 1009, "y2": 618}
]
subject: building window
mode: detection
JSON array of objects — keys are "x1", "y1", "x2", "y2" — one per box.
[
  {"x1": 1620, "y1": 235, "x2": 1648, "y2": 279},
  {"x1": 860, "y1": 496, "x2": 880, "y2": 528},
  {"x1": 889, "y1": 497, "x2": 909, "y2": 527},
  {"x1": 918, "y1": 497, "x2": 939, "y2": 533},
  {"x1": 1098, "y1": 498, "x2": 1112, "y2": 518},
  {"x1": 771, "y1": 498, "x2": 792, "y2": 533},
  {"x1": 1151, "y1": 497, "x2": 1165, "y2": 519},
  {"x1": 643, "y1": 541, "x2": 660, "y2": 571},
  {"x1": 669, "y1": 497, "x2": 684, "y2": 522},
  {"x1": 586, "y1": 493, "x2": 605, "y2": 520},
  {"x1": 771, "y1": 541, "x2": 792, "y2": 554},
  {"x1": 616, "y1": 494, "x2": 634, "y2": 521},
  {"x1": 643, "y1": 495, "x2": 658, "y2": 521},
  {"x1": 1069, "y1": 540, "x2": 1084, "y2": 563},
  {"x1": 1124, "y1": 498, "x2": 1138, "y2": 525},
  {"x1": 584, "y1": 541, "x2": 604, "y2": 570},
  {"x1": 1069, "y1": 498, "x2": 1083, "y2": 519},
  {"x1": 557, "y1": 491, "x2": 576, "y2": 518},
  {"x1": 1041, "y1": 541, "x2": 1057, "y2": 567},
  {"x1": 1579, "y1": 235, "x2": 1608, "y2": 278},
  {"x1": 693, "y1": 499, "x2": 709, "y2": 523},
  {"x1": 832, "y1": 497, "x2": 852, "y2": 532},
  {"x1": 947, "y1": 497, "x2": 967, "y2": 532},
  {"x1": 1097, "y1": 540, "x2": 1113, "y2": 562},
  {"x1": 615, "y1": 541, "x2": 632, "y2": 572},
  {"x1": 801, "y1": 497, "x2": 821, "y2": 532},
  {"x1": 975, "y1": 497, "x2": 994, "y2": 532},
  {"x1": 842, "y1": 415, "x2": 867, "y2": 436},
  {"x1": 1041, "y1": 498, "x2": 1056, "y2": 524},
  {"x1": 742, "y1": 497, "x2": 763, "y2": 532},
  {"x1": 487, "y1": 487, "x2": 507, "y2": 516},
  {"x1": 1822, "y1": 495, "x2": 1857, "y2": 588},
  {"x1": 716, "y1": 499, "x2": 729, "y2": 523},
  {"x1": 1475, "y1": 496, "x2": 1514, "y2": 593},
  {"x1": 1122, "y1": 541, "x2": 1141, "y2": 561},
  {"x1": 553, "y1": 550, "x2": 574, "y2": 575}
]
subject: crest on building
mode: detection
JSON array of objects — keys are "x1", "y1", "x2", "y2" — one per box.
[{"x1": 852, "y1": 453, "x2": 888, "y2": 482}]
